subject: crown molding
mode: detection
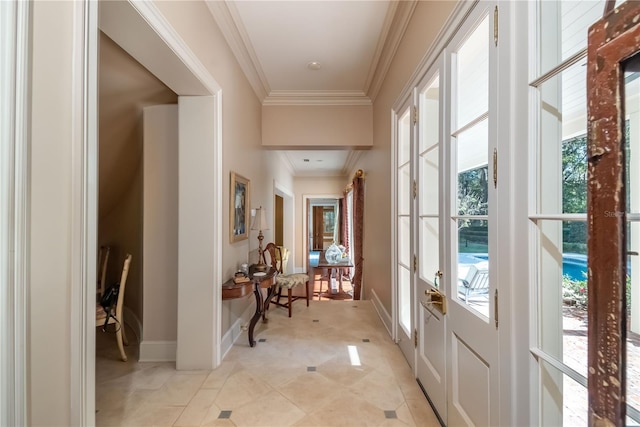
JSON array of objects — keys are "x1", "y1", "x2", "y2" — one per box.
[
  {"x1": 367, "y1": 0, "x2": 418, "y2": 102},
  {"x1": 363, "y1": 1, "x2": 399, "y2": 96},
  {"x1": 264, "y1": 90, "x2": 372, "y2": 106},
  {"x1": 342, "y1": 150, "x2": 365, "y2": 176},
  {"x1": 275, "y1": 151, "x2": 296, "y2": 176},
  {"x1": 205, "y1": 0, "x2": 269, "y2": 101}
]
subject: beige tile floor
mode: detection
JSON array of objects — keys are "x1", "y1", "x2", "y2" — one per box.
[{"x1": 96, "y1": 300, "x2": 441, "y2": 427}]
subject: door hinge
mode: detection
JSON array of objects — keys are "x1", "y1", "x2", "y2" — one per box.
[
  {"x1": 414, "y1": 328, "x2": 418, "y2": 348},
  {"x1": 494, "y1": 6, "x2": 499, "y2": 47},
  {"x1": 494, "y1": 289, "x2": 499, "y2": 329},
  {"x1": 413, "y1": 179, "x2": 417, "y2": 199},
  {"x1": 413, "y1": 106, "x2": 418, "y2": 125},
  {"x1": 413, "y1": 255, "x2": 417, "y2": 273},
  {"x1": 493, "y1": 148, "x2": 498, "y2": 188}
]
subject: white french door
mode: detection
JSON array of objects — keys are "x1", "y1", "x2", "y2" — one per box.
[
  {"x1": 415, "y1": 62, "x2": 447, "y2": 424},
  {"x1": 445, "y1": 5, "x2": 499, "y2": 425},
  {"x1": 394, "y1": 2, "x2": 501, "y2": 425}
]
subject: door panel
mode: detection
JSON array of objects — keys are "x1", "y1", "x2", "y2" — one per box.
[
  {"x1": 446, "y1": 4, "x2": 499, "y2": 425},
  {"x1": 450, "y1": 334, "x2": 490, "y2": 426}
]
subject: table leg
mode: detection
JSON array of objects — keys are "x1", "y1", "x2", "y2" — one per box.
[
  {"x1": 262, "y1": 285, "x2": 276, "y2": 322},
  {"x1": 338, "y1": 268, "x2": 344, "y2": 293},
  {"x1": 248, "y1": 284, "x2": 262, "y2": 347}
]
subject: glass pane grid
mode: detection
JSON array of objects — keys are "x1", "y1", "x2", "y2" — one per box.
[{"x1": 455, "y1": 16, "x2": 489, "y2": 128}]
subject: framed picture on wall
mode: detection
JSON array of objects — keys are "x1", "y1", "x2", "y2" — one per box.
[{"x1": 230, "y1": 172, "x2": 250, "y2": 243}]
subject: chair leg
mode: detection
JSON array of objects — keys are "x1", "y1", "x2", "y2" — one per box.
[
  {"x1": 116, "y1": 324, "x2": 128, "y2": 362},
  {"x1": 288, "y1": 288, "x2": 292, "y2": 317},
  {"x1": 122, "y1": 321, "x2": 129, "y2": 346},
  {"x1": 306, "y1": 280, "x2": 309, "y2": 306}
]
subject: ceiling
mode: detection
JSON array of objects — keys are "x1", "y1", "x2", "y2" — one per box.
[{"x1": 206, "y1": 1, "x2": 415, "y2": 176}]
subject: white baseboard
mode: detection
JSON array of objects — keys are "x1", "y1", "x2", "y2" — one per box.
[
  {"x1": 221, "y1": 302, "x2": 255, "y2": 359},
  {"x1": 139, "y1": 340, "x2": 177, "y2": 362},
  {"x1": 370, "y1": 289, "x2": 392, "y2": 338}
]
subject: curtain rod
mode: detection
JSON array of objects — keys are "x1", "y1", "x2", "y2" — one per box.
[{"x1": 344, "y1": 169, "x2": 364, "y2": 194}]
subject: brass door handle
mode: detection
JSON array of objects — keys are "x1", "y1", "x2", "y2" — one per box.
[
  {"x1": 423, "y1": 288, "x2": 446, "y2": 314},
  {"x1": 434, "y1": 270, "x2": 443, "y2": 287}
]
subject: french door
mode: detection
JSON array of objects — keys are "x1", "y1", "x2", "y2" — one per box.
[{"x1": 394, "y1": 2, "x2": 500, "y2": 425}]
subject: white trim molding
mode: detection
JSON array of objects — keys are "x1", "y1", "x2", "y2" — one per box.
[
  {"x1": 70, "y1": 1, "x2": 99, "y2": 425},
  {"x1": 0, "y1": 1, "x2": 30, "y2": 426},
  {"x1": 370, "y1": 289, "x2": 393, "y2": 338},
  {"x1": 221, "y1": 302, "x2": 255, "y2": 360}
]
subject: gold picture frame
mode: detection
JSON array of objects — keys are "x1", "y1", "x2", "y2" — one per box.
[{"x1": 230, "y1": 172, "x2": 250, "y2": 243}]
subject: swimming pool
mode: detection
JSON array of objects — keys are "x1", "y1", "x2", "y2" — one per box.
[{"x1": 459, "y1": 252, "x2": 594, "y2": 281}]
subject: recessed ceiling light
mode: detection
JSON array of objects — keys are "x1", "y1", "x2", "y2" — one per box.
[
  {"x1": 303, "y1": 159, "x2": 310, "y2": 162},
  {"x1": 307, "y1": 61, "x2": 322, "y2": 71}
]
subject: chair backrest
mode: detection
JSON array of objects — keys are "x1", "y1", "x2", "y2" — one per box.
[
  {"x1": 468, "y1": 268, "x2": 489, "y2": 291},
  {"x1": 115, "y1": 254, "x2": 132, "y2": 316},
  {"x1": 263, "y1": 243, "x2": 283, "y2": 274},
  {"x1": 98, "y1": 246, "x2": 110, "y2": 296}
]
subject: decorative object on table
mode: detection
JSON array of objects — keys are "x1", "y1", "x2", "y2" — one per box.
[
  {"x1": 324, "y1": 242, "x2": 342, "y2": 264},
  {"x1": 230, "y1": 172, "x2": 250, "y2": 243},
  {"x1": 240, "y1": 263, "x2": 249, "y2": 276},
  {"x1": 233, "y1": 272, "x2": 250, "y2": 284},
  {"x1": 251, "y1": 206, "x2": 269, "y2": 272}
]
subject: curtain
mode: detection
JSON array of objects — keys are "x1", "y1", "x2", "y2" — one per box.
[{"x1": 351, "y1": 170, "x2": 364, "y2": 300}]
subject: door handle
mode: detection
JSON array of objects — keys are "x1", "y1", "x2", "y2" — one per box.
[
  {"x1": 424, "y1": 288, "x2": 446, "y2": 315},
  {"x1": 434, "y1": 270, "x2": 443, "y2": 288}
]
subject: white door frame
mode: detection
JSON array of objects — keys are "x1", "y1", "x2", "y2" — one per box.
[
  {"x1": 0, "y1": 1, "x2": 30, "y2": 425},
  {"x1": 70, "y1": 0, "x2": 223, "y2": 423}
]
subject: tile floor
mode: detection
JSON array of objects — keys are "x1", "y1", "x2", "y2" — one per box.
[{"x1": 96, "y1": 300, "x2": 440, "y2": 426}]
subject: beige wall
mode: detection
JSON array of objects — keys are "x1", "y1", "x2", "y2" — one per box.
[
  {"x1": 363, "y1": 1, "x2": 456, "y2": 311},
  {"x1": 262, "y1": 105, "x2": 373, "y2": 147},
  {"x1": 142, "y1": 105, "x2": 179, "y2": 345}
]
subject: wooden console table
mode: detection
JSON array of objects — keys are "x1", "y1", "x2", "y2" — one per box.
[{"x1": 221, "y1": 267, "x2": 277, "y2": 347}]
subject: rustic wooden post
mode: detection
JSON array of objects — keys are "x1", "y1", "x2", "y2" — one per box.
[{"x1": 587, "y1": 2, "x2": 640, "y2": 424}]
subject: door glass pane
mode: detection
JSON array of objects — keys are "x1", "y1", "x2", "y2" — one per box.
[
  {"x1": 536, "y1": 219, "x2": 588, "y2": 376},
  {"x1": 538, "y1": 64, "x2": 587, "y2": 215},
  {"x1": 399, "y1": 265, "x2": 411, "y2": 335},
  {"x1": 456, "y1": 121, "x2": 488, "y2": 216},
  {"x1": 538, "y1": 1, "x2": 627, "y2": 76},
  {"x1": 625, "y1": 58, "x2": 640, "y2": 422},
  {"x1": 457, "y1": 219, "x2": 489, "y2": 318},
  {"x1": 398, "y1": 216, "x2": 410, "y2": 268},
  {"x1": 398, "y1": 164, "x2": 411, "y2": 215},
  {"x1": 539, "y1": 359, "x2": 587, "y2": 426},
  {"x1": 453, "y1": 12, "x2": 490, "y2": 319},
  {"x1": 456, "y1": 16, "x2": 488, "y2": 128},
  {"x1": 419, "y1": 74, "x2": 440, "y2": 287},
  {"x1": 628, "y1": 222, "x2": 640, "y2": 420},
  {"x1": 398, "y1": 109, "x2": 411, "y2": 166},
  {"x1": 420, "y1": 217, "x2": 439, "y2": 285}
]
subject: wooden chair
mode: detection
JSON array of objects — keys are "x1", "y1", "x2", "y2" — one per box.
[
  {"x1": 96, "y1": 254, "x2": 132, "y2": 361},
  {"x1": 97, "y1": 245, "x2": 110, "y2": 299},
  {"x1": 263, "y1": 243, "x2": 309, "y2": 317}
]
